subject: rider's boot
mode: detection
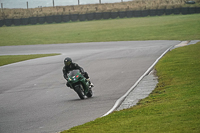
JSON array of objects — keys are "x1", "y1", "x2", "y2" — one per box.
[{"x1": 87, "y1": 78, "x2": 94, "y2": 88}]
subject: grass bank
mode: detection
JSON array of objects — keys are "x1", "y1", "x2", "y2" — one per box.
[
  {"x1": 0, "y1": 14, "x2": 200, "y2": 46},
  {"x1": 61, "y1": 42, "x2": 200, "y2": 133},
  {"x1": 0, "y1": 0, "x2": 199, "y2": 19},
  {"x1": 0, "y1": 54, "x2": 59, "y2": 66}
]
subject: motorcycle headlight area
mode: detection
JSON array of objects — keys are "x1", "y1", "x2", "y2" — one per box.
[{"x1": 72, "y1": 75, "x2": 80, "y2": 81}]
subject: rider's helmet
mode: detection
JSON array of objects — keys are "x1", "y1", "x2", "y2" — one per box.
[{"x1": 64, "y1": 57, "x2": 72, "y2": 66}]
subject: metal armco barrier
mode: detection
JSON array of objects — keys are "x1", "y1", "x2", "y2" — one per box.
[{"x1": 0, "y1": 7, "x2": 200, "y2": 27}]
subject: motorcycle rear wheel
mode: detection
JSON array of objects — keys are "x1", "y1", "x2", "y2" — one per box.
[{"x1": 74, "y1": 84, "x2": 85, "y2": 99}]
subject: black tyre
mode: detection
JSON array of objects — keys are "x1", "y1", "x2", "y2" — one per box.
[
  {"x1": 86, "y1": 89, "x2": 93, "y2": 98},
  {"x1": 74, "y1": 85, "x2": 85, "y2": 99}
]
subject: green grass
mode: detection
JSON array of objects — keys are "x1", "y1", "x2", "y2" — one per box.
[
  {"x1": 0, "y1": 14, "x2": 200, "y2": 46},
  {"x1": 0, "y1": 54, "x2": 59, "y2": 66},
  {"x1": 61, "y1": 42, "x2": 200, "y2": 133}
]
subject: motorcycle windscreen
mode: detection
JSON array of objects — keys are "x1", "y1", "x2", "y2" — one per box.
[{"x1": 68, "y1": 70, "x2": 80, "y2": 77}]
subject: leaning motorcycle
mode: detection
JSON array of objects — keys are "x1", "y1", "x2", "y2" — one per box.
[{"x1": 67, "y1": 70, "x2": 93, "y2": 99}]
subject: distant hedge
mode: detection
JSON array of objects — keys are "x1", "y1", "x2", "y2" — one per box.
[{"x1": 0, "y1": 7, "x2": 200, "y2": 27}]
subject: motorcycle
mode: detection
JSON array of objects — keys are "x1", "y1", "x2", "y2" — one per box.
[{"x1": 67, "y1": 70, "x2": 93, "y2": 99}]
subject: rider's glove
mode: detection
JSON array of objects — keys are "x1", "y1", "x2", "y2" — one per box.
[{"x1": 81, "y1": 72, "x2": 85, "y2": 76}]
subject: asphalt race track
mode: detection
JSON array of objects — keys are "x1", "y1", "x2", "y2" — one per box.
[{"x1": 0, "y1": 41, "x2": 180, "y2": 133}]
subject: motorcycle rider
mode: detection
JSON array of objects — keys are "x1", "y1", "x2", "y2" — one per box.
[{"x1": 63, "y1": 57, "x2": 94, "y2": 88}]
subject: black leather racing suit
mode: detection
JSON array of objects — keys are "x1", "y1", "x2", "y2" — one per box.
[{"x1": 62, "y1": 63, "x2": 89, "y2": 80}]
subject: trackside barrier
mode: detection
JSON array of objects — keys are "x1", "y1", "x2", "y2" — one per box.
[
  {"x1": 29, "y1": 17, "x2": 37, "y2": 25},
  {"x1": 86, "y1": 13, "x2": 95, "y2": 20},
  {"x1": 111, "y1": 12, "x2": 118, "y2": 19},
  {"x1": 0, "y1": 7, "x2": 199, "y2": 27},
  {"x1": 54, "y1": 15, "x2": 62, "y2": 23},
  {"x1": 79, "y1": 14, "x2": 86, "y2": 21},
  {"x1": 95, "y1": 12, "x2": 102, "y2": 20},
  {"x1": 134, "y1": 10, "x2": 141, "y2": 17},
  {"x1": 103, "y1": 12, "x2": 110, "y2": 19},
  {"x1": 38, "y1": 17, "x2": 45, "y2": 24},
  {"x1": 4, "y1": 19, "x2": 12, "y2": 26},
  {"x1": 70, "y1": 14, "x2": 78, "y2": 21},
  {"x1": 127, "y1": 11, "x2": 133, "y2": 18},
  {"x1": 62, "y1": 15, "x2": 70, "y2": 22},
  {"x1": 119, "y1": 11, "x2": 126, "y2": 18},
  {"x1": 0, "y1": 19, "x2": 4, "y2": 27},
  {"x1": 141, "y1": 10, "x2": 148, "y2": 17},
  {"x1": 21, "y1": 18, "x2": 29, "y2": 25}
]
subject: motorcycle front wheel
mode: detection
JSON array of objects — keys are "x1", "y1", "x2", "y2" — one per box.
[
  {"x1": 86, "y1": 89, "x2": 93, "y2": 98},
  {"x1": 74, "y1": 84, "x2": 85, "y2": 99}
]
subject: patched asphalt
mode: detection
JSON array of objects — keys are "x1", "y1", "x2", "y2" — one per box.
[
  {"x1": 117, "y1": 69, "x2": 158, "y2": 111},
  {"x1": 116, "y1": 40, "x2": 200, "y2": 111}
]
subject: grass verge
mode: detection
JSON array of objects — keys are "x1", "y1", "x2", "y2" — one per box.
[
  {"x1": 0, "y1": 14, "x2": 200, "y2": 46},
  {"x1": 0, "y1": 54, "x2": 59, "y2": 66},
  {"x1": 61, "y1": 42, "x2": 200, "y2": 133}
]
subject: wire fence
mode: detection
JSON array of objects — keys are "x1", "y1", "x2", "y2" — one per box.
[{"x1": 0, "y1": 0, "x2": 128, "y2": 9}]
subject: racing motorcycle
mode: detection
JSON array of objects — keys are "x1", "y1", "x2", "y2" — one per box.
[{"x1": 67, "y1": 70, "x2": 93, "y2": 99}]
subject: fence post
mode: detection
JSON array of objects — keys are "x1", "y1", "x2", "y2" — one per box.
[
  {"x1": 53, "y1": 0, "x2": 54, "y2": 7},
  {"x1": 99, "y1": 0, "x2": 101, "y2": 4},
  {"x1": 1, "y1": 3, "x2": 3, "y2": 12},
  {"x1": 27, "y1": 1, "x2": 28, "y2": 9},
  {"x1": 78, "y1": 0, "x2": 80, "y2": 5}
]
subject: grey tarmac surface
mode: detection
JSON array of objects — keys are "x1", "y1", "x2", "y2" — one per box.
[{"x1": 0, "y1": 41, "x2": 180, "y2": 133}]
